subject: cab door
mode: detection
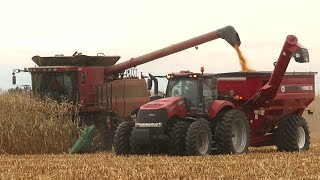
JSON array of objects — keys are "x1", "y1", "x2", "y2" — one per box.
[{"x1": 202, "y1": 78, "x2": 217, "y2": 114}]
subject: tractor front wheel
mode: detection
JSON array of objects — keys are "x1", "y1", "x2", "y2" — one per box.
[
  {"x1": 185, "y1": 119, "x2": 212, "y2": 156},
  {"x1": 276, "y1": 115, "x2": 310, "y2": 152},
  {"x1": 114, "y1": 121, "x2": 134, "y2": 155},
  {"x1": 215, "y1": 109, "x2": 250, "y2": 154},
  {"x1": 168, "y1": 121, "x2": 190, "y2": 155}
]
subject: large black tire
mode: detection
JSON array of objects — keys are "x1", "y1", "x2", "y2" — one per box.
[
  {"x1": 130, "y1": 132, "x2": 144, "y2": 155},
  {"x1": 168, "y1": 121, "x2": 190, "y2": 155},
  {"x1": 130, "y1": 129, "x2": 153, "y2": 155},
  {"x1": 215, "y1": 109, "x2": 250, "y2": 154},
  {"x1": 276, "y1": 115, "x2": 310, "y2": 152},
  {"x1": 114, "y1": 121, "x2": 134, "y2": 155},
  {"x1": 185, "y1": 119, "x2": 212, "y2": 156}
]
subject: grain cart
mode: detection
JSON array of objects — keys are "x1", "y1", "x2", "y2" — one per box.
[
  {"x1": 12, "y1": 25, "x2": 241, "y2": 152},
  {"x1": 115, "y1": 35, "x2": 315, "y2": 156}
]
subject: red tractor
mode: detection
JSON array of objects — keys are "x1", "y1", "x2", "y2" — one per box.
[
  {"x1": 114, "y1": 35, "x2": 315, "y2": 155},
  {"x1": 12, "y1": 26, "x2": 241, "y2": 152}
]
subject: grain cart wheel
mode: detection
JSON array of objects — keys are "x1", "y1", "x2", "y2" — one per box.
[
  {"x1": 168, "y1": 121, "x2": 190, "y2": 155},
  {"x1": 216, "y1": 109, "x2": 249, "y2": 154},
  {"x1": 114, "y1": 121, "x2": 134, "y2": 155},
  {"x1": 276, "y1": 115, "x2": 310, "y2": 152},
  {"x1": 185, "y1": 119, "x2": 212, "y2": 156}
]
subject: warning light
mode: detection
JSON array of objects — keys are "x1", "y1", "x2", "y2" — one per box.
[
  {"x1": 307, "y1": 109, "x2": 314, "y2": 115},
  {"x1": 200, "y1": 67, "x2": 204, "y2": 74},
  {"x1": 233, "y1": 95, "x2": 244, "y2": 100}
]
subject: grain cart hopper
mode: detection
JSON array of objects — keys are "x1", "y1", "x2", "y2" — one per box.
[
  {"x1": 12, "y1": 25, "x2": 241, "y2": 153},
  {"x1": 114, "y1": 35, "x2": 315, "y2": 156}
]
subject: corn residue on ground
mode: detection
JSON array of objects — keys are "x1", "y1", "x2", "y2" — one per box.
[{"x1": 0, "y1": 139, "x2": 319, "y2": 179}]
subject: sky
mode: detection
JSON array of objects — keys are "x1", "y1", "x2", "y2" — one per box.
[{"x1": 0, "y1": 0, "x2": 319, "y2": 92}]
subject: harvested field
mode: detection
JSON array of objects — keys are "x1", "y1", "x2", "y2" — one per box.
[
  {"x1": 0, "y1": 139, "x2": 319, "y2": 179},
  {"x1": 0, "y1": 94, "x2": 319, "y2": 179}
]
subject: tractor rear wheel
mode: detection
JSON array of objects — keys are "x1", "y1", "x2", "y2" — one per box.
[
  {"x1": 185, "y1": 119, "x2": 212, "y2": 156},
  {"x1": 215, "y1": 109, "x2": 249, "y2": 154},
  {"x1": 276, "y1": 115, "x2": 310, "y2": 152},
  {"x1": 114, "y1": 121, "x2": 134, "y2": 155},
  {"x1": 168, "y1": 121, "x2": 190, "y2": 155}
]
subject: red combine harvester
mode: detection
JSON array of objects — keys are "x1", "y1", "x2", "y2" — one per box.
[
  {"x1": 114, "y1": 35, "x2": 315, "y2": 155},
  {"x1": 12, "y1": 26, "x2": 241, "y2": 152}
]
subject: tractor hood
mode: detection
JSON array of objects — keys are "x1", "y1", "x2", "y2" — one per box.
[
  {"x1": 137, "y1": 96, "x2": 188, "y2": 123},
  {"x1": 140, "y1": 96, "x2": 185, "y2": 110}
]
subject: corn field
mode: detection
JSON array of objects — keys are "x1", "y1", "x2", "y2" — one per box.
[{"x1": 0, "y1": 93, "x2": 79, "y2": 155}]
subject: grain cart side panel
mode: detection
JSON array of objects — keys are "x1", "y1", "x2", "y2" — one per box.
[
  {"x1": 217, "y1": 71, "x2": 315, "y2": 147},
  {"x1": 266, "y1": 73, "x2": 315, "y2": 119}
]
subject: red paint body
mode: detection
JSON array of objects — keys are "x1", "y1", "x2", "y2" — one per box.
[
  {"x1": 217, "y1": 71, "x2": 315, "y2": 146},
  {"x1": 138, "y1": 35, "x2": 315, "y2": 147},
  {"x1": 140, "y1": 97, "x2": 188, "y2": 119},
  {"x1": 26, "y1": 25, "x2": 240, "y2": 121}
]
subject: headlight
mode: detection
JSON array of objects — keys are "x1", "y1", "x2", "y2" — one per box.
[{"x1": 135, "y1": 123, "x2": 162, "y2": 128}]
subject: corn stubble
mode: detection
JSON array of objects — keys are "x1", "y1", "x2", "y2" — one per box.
[
  {"x1": 0, "y1": 139, "x2": 319, "y2": 179},
  {"x1": 0, "y1": 92, "x2": 319, "y2": 179},
  {"x1": 0, "y1": 93, "x2": 80, "y2": 155}
]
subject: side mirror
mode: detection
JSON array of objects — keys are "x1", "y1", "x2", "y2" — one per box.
[
  {"x1": 12, "y1": 73, "x2": 16, "y2": 85},
  {"x1": 81, "y1": 71, "x2": 87, "y2": 84},
  {"x1": 294, "y1": 48, "x2": 309, "y2": 63},
  {"x1": 147, "y1": 79, "x2": 152, "y2": 91}
]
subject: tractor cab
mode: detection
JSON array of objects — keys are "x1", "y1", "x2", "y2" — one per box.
[{"x1": 165, "y1": 70, "x2": 217, "y2": 117}]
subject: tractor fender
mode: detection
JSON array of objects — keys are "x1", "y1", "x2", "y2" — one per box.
[{"x1": 208, "y1": 100, "x2": 235, "y2": 120}]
